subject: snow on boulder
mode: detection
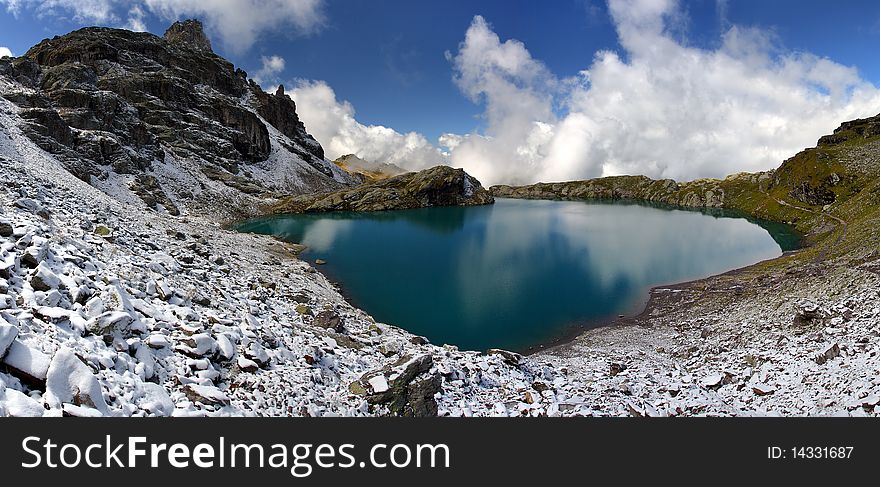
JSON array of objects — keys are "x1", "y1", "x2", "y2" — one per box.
[
  {"x1": 183, "y1": 384, "x2": 230, "y2": 406},
  {"x1": 138, "y1": 382, "x2": 174, "y2": 417},
  {"x1": 45, "y1": 347, "x2": 111, "y2": 416},
  {"x1": 216, "y1": 333, "x2": 235, "y2": 360},
  {"x1": 86, "y1": 310, "x2": 134, "y2": 336},
  {"x1": 30, "y1": 262, "x2": 60, "y2": 292},
  {"x1": 0, "y1": 319, "x2": 18, "y2": 357},
  {"x1": 0, "y1": 388, "x2": 45, "y2": 417},
  {"x1": 1, "y1": 340, "x2": 51, "y2": 384},
  {"x1": 181, "y1": 333, "x2": 217, "y2": 357}
]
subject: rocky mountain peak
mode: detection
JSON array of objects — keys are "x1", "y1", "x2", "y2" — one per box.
[
  {"x1": 0, "y1": 21, "x2": 356, "y2": 220},
  {"x1": 163, "y1": 19, "x2": 213, "y2": 52}
]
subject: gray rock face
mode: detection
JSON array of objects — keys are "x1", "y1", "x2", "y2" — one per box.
[
  {"x1": 0, "y1": 21, "x2": 353, "y2": 220},
  {"x1": 163, "y1": 20, "x2": 213, "y2": 52}
]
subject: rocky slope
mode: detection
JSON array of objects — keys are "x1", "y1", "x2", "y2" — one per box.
[
  {"x1": 333, "y1": 154, "x2": 407, "y2": 183},
  {"x1": 271, "y1": 165, "x2": 494, "y2": 213},
  {"x1": 1, "y1": 21, "x2": 879, "y2": 418},
  {"x1": 0, "y1": 20, "x2": 356, "y2": 221}
]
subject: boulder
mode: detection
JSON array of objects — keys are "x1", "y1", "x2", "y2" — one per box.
[
  {"x1": 312, "y1": 310, "x2": 344, "y2": 333},
  {"x1": 139, "y1": 383, "x2": 174, "y2": 417},
  {"x1": 1, "y1": 340, "x2": 51, "y2": 385},
  {"x1": 45, "y1": 347, "x2": 111, "y2": 415},
  {"x1": 351, "y1": 354, "x2": 440, "y2": 417},
  {"x1": 487, "y1": 348, "x2": 522, "y2": 366},
  {"x1": 183, "y1": 384, "x2": 230, "y2": 406},
  {"x1": 1, "y1": 388, "x2": 45, "y2": 417},
  {"x1": 243, "y1": 341, "x2": 270, "y2": 368},
  {"x1": 0, "y1": 221, "x2": 13, "y2": 238},
  {"x1": 0, "y1": 320, "x2": 18, "y2": 358},
  {"x1": 30, "y1": 262, "x2": 60, "y2": 292},
  {"x1": 815, "y1": 343, "x2": 840, "y2": 364}
]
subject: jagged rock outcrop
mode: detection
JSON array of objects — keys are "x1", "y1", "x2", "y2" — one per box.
[
  {"x1": 272, "y1": 165, "x2": 494, "y2": 213},
  {"x1": 163, "y1": 19, "x2": 213, "y2": 52},
  {"x1": 0, "y1": 20, "x2": 356, "y2": 220}
]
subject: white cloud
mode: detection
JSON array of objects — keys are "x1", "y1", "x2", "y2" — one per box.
[
  {"x1": 124, "y1": 4, "x2": 147, "y2": 32},
  {"x1": 0, "y1": 46, "x2": 13, "y2": 58},
  {"x1": 144, "y1": 0, "x2": 325, "y2": 52},
  {"x1": 252, "y1": 55, "x2": 286, "y2": 85},
  {"x1": 290, "y1": 80, "x2": 446, "y2": 169},
  {"x1": 1, "y1": 0, "x2": 119, "y2": 23},
  {"x1": 442, "y1": 3, "x2": 880, "y2": 185},
  {"x1": 1, "y1": 0, "x2": 326, "y2": 52}
]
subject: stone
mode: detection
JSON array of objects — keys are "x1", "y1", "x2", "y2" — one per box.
[
  {"x1": 2, "y1": 388, "x2": 45, "y2": 417},
  {"x1": 315, "y1": 259, "x2": 327, "y2": 265},
  {"x1": 1, "y1": 340, "x2": 51, "y2": 385},
  {"x1": 0, "y1": 221, "x2": 13, "y2": 238},
  {"x1": 0, "y1": 321, "x2": 18, "y2": 358},
  {"x1": 183, "y1": 384, "x2": 230, "y2": 406},
  {"x1": 752, "y1": 383, "x2": 776, "y2": 396},
  {"x1": 312, "y1": 310, "x2": 344, "y2": 332},
  {"x1": 795, "y1": 299, "x2": 824, "y2": 325},
  {"x1": 45, "y1": 347, "x2": 111, "y2": 415},
  {"x1": 356, "y1": 354, "x2": 436, "y2": 416},
  {"x1": 295, "y1": 303, "x2": 313, "y2": 316},
  {"x1": 609, "y1": 362, "x2": 627, "y2": 376},
  {"x1": 182, "y1": 333, "x2": 217, "y2": 357},
  {"x1": 816, "y1": 343, "x2": 840, "y2": 364},
  {"x1": 30, "y1": 262, "x2": 60, "y2": 291},
  {"x1": 237, "y1": 356, "x2": 259, "y2": 373},
  {"x1": 86, "y1": 310, "x2": 134, "y2": 336},
  {"x1": 487, "y1": 348, "x2": 522, "y2": 366},
  {"x1": 243, "y1": 341, "x2": 270, "y2": 368}
]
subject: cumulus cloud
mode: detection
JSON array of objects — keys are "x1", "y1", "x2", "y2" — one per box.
[
  {"x1": 1, "y1": 0, "x2": 120, "y2": 22},
  {"x1": 252, "y1": 55, "x2": 286, "y2": 85},
  {"x1": 0, "y1": 46, "x2": 13, "y2": 58},
  {"x1": 290, "y1": 80, "x2": 446, "y2": 169},
  {"x1": 441, "y1": 2, "x2": 880, "y2": 185},
  {"x1": 124, "y1": 4, "x2": 147, "y2": 32},
  {"x1": 1, "y1": 0, "x2": 325, "y2": 52}
]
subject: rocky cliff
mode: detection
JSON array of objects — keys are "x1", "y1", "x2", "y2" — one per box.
[
  {"x1": 0, "y1": 20, "x2": 356, "y2": 220},
  {"x1": 272, "y1": 165, "x2": 494, "y2": 213}
]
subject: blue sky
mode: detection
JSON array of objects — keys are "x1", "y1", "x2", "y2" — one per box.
[{"x1": 2, "y1": 0, "x2": 880, "y2": 185}]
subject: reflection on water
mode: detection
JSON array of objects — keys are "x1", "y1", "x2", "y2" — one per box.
[{"x1": 237, "y1": 199, "x2": 800, "y2": 352}]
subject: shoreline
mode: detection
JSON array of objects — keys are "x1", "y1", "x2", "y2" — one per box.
[{"x1": 232, "y1": 206, "x2": 804, "y2": 357}]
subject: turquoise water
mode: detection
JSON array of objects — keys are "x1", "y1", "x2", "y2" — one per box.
[{"x1": 237, "y1": 199, "x2": 799, "y2": 352}]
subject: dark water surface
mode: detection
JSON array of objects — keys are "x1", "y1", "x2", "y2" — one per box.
[{"x1": 237, "y1": 199, "x2": 799, "y2": 352}]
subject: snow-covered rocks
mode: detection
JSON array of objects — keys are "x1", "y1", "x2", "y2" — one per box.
[
  {"x1": 2, "y1": 340, "x2": 51, "y2": 384},
  {"x1": 0, "y1": 319, "x2": 17, "y2": 356},
  {"x1": 183, "y1": 384, "x2": 230, "y2": 407},
  {"x1": 45, "y1": 347, "x2": 111, "y2": 416}
]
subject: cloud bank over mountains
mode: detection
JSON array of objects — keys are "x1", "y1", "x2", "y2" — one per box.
[
  {"x1": 290, "y1": 0, "x2": 880, "y2": 185},
  {"x1": 3, "y1": 0, "x2": 880, "y2": 184}
]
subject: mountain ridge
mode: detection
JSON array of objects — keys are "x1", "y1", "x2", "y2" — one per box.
[{"x1": 0, "y1": 20, "x2": 357, "y2": 221}]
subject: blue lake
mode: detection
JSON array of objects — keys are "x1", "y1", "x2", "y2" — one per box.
[{"x1": 237, "y1": 198, "x2": 799, "y2": 352}]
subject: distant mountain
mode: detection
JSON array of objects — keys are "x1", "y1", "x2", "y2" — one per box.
[
  {"x1": 333, "y1": 154, "x2": 408, "y2": 183},
  {"x1": 0, "y1": 20, "x2": 357, "y2": 220}
]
